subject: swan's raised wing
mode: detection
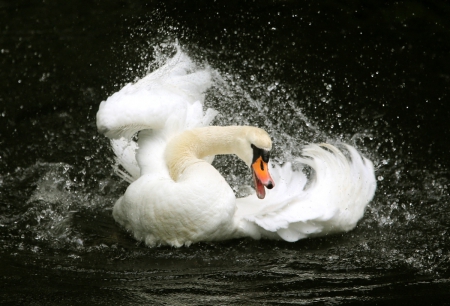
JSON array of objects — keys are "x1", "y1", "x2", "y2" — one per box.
[
  {"x1": 97, "y1": 48, "x2": 217, "y2": 181},
  {"x1": 236, "y1": 143, "x2": 377, "y2": 241},
  {"x1": 96, "y1": 48, "x2": 212, "y2": 140}
]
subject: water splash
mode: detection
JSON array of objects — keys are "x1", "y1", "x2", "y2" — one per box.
[{"x1": 1, "y1": 42, "x2": 449, "y2": 284}]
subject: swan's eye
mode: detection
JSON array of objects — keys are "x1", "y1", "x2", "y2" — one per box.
[
  {"x1": 261, "y1": 149, "x2": 270, "y2": 163},
  {"x1": 251, "y1": 144, "x2": 270, "y2": 164}
]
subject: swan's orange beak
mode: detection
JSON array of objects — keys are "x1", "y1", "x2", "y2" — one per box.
[{"x1": 252, "y1": 156, "x2": 275, "y2": 199}]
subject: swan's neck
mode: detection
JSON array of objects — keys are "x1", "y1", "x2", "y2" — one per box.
[{"x1": 165, "y1": 126, "x2": 249, "y2": 181}]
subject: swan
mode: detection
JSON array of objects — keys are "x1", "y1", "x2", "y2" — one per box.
[{"x1": 96, "y1": 48, "x2": 377, "y2": 247}]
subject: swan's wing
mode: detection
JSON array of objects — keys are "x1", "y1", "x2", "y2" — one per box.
[
  {"x1": 236, "y1": 143, "x2": 377, "y2": 241},
  {"x1": 110, "y1": 138, "x2": 140, "y2": 183},
  {"x1": 97, "y1": 48, "x2": 217, "y2": 182},
  {"x1": 96, "y1": 47, "x2": 212, "y2": 140}
]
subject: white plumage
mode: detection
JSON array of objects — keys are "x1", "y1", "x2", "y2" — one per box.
[{"x1": 96, "y1": 48, "x2": 376, "y2": 247}]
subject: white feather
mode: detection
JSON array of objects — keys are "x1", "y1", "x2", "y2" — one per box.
[{"x1": 236, "y1": 143, "x2": 376, "y2": 241}]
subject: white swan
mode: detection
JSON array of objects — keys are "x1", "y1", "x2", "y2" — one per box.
[{"x1": 96, "y1": 49, "x2": 377, "y2": 247}]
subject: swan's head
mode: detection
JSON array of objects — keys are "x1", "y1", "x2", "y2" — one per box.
[
  {"x1": 238, "y1": 127, "x2": 275, "y2": 199},
  {"x1": 170, "y1": 126, "x2": 275, "y2": 199}
]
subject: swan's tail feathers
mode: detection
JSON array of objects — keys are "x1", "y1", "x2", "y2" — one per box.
[
  {"x1": 96, "y1": 49, "x2": 212, "y2": 140},
  {"x1": 111, "y1": 138, "x2": 140, "y2": 183},
  {"x1": 236, "y1": 143, "x2": 377, "y2": 242}
]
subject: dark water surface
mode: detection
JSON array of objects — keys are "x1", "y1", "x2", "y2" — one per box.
[{"x1": 1, "y1": 1, "x2": 450, "y2": 305}]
